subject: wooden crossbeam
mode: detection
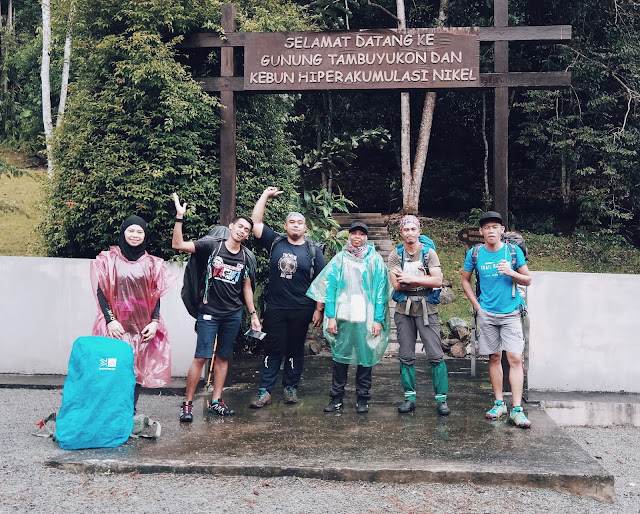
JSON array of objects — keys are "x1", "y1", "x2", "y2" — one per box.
[
  {"x1": 180, "y1": 25, "x2": 572, "y2": 49},
  {"x1": 478, "y1": 25, "x2": 571, "y2": 41}
]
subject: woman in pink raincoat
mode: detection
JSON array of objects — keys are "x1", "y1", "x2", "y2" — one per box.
[{"x1": 90, "y1": 215, "x2": 177, "y2": 412}]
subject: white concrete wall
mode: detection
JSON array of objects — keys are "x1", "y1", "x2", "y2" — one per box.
[
  {"x1": 527, "y1": 271, "x2": 640, "y2": 393},
  {"x1": 0, "y1": 256, "x2": 195, "y2": 376},
  {"x1": 2, "y1": 259, "x2": 639, "y2": 393}
]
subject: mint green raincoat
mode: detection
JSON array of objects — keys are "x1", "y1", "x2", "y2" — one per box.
[{"x1": 307, "y1": 242, "x2": 393, "y2": 366}]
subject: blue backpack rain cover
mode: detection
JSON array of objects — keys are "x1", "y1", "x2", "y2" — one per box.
[{"x1": 56, "y1": 336, "x2": 135, "y2": 450}]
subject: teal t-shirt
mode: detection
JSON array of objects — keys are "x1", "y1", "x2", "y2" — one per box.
[{"x1": 463, "y1": 243, "x2": 526, "y2": 314}]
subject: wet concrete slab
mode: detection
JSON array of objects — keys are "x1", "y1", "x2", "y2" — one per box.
[{"x1": 43, "y1": 356, "x2": 613, "y2": 502}]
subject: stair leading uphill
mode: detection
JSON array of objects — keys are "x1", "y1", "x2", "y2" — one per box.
[{"x1": 331, "y1": 212, "x2": 413, "y2": 352}]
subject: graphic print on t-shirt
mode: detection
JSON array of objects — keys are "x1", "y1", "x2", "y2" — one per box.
[
  {"x1": 212, "y1": 255, "x2": 245, "y2": 284},
  {"x1": 278, "y1": 252, "x2": 298, "y2": 279}
]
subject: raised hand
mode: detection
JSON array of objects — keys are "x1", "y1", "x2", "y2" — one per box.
[
  {"x1": 172, "y1": 192, "x2": 187, "y2": 217},
  {"x1": 263, "y1": 186, "x2": 284, "y2": 198}
]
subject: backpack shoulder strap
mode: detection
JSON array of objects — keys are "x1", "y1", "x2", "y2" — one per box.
[
  {"x1": 304, "y1": 236, "x2": 318, "y2": 280},
  {"x1": 471, "y1": 244, "x2": 482, "y2": 268},
  {"x1": 269, "y1": 233, "x2": 287, "y2": 255},
  {"x1": 506, "y1": 242, "x2": 518, "y2": 266}
]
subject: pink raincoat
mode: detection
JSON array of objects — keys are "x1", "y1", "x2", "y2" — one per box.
[{"x1": 90, "y1": 246, "x2": 178, "y2": 388}]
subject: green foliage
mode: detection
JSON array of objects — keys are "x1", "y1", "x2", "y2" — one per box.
[
  {"x1": 305, "y1": 0, "x2": 369, "y2": 30},
  {"x1": 238, "y1": 0, "x2": 316, "y2": 32},
  {"x1": 41, "y1": 0, "x2": 313, "y2": 259},
  {"x1": 42, "y1": 0, "x2": 223, "y2": 258},
  {"x1": 0, "y1": 158, "x2": 23, "y2": 179},
  {"x1": 299, "y1": 126, "x2": 390, "y2": 186},
  {"x1": 292, "y1": 187, "x2": 356, "y2": 256}
]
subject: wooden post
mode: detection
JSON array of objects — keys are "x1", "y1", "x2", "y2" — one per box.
[
  {"x1": 493, "y1": 0, "x2": 512, "y2": 393},
  {"x1": 219, "y1": 3, "x2": 237, "y2": 226},
  {"x1": 493, "y1": 0, "x2": 509, "y2": 227}
]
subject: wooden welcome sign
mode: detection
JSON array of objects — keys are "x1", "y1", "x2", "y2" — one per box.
[
  {"x1": 182, "y1": 1, "x2": 572, "y2": 225},
  {"x1": 244, "y1": 29, "x2": 479, "y2": 91}
]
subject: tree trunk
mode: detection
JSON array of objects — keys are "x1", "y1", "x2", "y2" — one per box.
[
  {"x1": 396, "y1": 0, "x2": 413, "y2": 212},
  {"x1": 560, "y1": 152, "x2": 571, "y2": 211},
  {"x1": 41, "y1": 0, "x2": 54, "y2": 177},
  {"x1": 398, "y1": 0, "x2": 448, "y2": 214},
  {"x1": 57, "y1": 2, "x2": 74, "y2": 127},
  {"x1": 482, "y1": 92, "x2": 490, "y2": 199}
]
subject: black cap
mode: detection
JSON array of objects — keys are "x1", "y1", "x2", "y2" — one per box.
[
  {"x1": 348, "y1": 221, "x2": 369, "y2": 235},
  {"x1": 479, "y1": 211, "x2": 503, "y2": 226}
]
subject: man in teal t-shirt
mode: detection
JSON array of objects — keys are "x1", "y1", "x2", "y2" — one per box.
[{"x1": 461, "y1": 211, "x2": 532, "y2": 428}]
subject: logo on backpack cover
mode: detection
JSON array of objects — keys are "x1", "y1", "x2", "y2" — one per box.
[{"x1": 99, "y1": 358, "x2": 118, "y2": 371}]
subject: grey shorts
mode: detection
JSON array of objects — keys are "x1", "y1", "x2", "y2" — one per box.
[{"x1": 477, "y1": 308, "x2": 524, "y2": 355}]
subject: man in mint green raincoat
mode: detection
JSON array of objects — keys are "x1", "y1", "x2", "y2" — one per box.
[{"x1": 307, "y1": 221, "x2": 393, "y2": 414}]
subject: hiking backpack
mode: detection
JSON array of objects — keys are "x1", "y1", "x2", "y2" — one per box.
[
  {"x1": 55, "y1": 336, "x2": 135, "y2": 450},
  {"x1": 391, "y1": 234, "x2": 442, "y2": 305},
  {"x1": 181, "y1": 226, "x2": 257, "y2": 319},
  {"x1": 470, "y1": 231, "x2": 528, "y2": 299}
]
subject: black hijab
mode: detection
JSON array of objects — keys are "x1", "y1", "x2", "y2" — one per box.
[{"x1": 118, "y1": 215, "x2": 148, "y2": 261}]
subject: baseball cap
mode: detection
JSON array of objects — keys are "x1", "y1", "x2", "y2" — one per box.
[
  {"x1": 479, "y1": 211, "x2": 503, "y2": 226},
  {"x1": 348, "y1": 221, "x2": 369, "y2": 235}
]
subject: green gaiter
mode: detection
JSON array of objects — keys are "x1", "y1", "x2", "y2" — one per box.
[
  {"x1": 431, "y1": 360, "x2": 449, "y2": 402},
  {"x1": 400, "y1": 362, "x2": 416, "y2": 402}
]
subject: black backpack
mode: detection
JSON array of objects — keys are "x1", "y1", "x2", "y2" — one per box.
[{"x1": 181, "y1": 226, "x2": 257, "y2": 319}]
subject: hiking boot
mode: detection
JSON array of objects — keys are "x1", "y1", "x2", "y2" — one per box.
[
  {"x1": 509, "y1": 406, "x2": 532, "y2": 428},
  {"x1": 208, "y1": 399, "x2": 235, "y2": 416},
  {"x1": 398, "y1": 400, "x2": 416, "y2": 414},
  {"x1": 284, "y1": 386, "x2": 298, "y2": 404},
  {"x1": 180, "y1": 402, "x2": 193, "y2": 423},
  {"x1": 323, "y1": 400, "x2": 343, "y2": 412},
  {"x1": 355, "y1": 400, "x2": 369, "y2": 414},
  {"x1": 486, "y1": 400, "x2": 508, "y2": 420},
  {"x1": 437, "y1": 401, "x2": 451, "y2": 416},
  {"x1": 249, "y1": 388, "x2": 272, "y2": 409}
]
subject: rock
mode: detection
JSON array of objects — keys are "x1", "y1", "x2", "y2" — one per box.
[
  {"x1": 441, "y1": 338, "x2": 459, "y2": 350},
  {"x1": 438, "y1": 285, "x2": 456, "y2": 305},
  {"x1": 447, "y1": 317, "x2": 468, "y2": 331},
  {"x1": 452, "y1": 325, "x2": 470, "y2": 342},
  {"x1": 450, "y1": 341, "x2": 467, "y2": 358},
  {"x1": 305, "y1": 329, "x2": 326, "y2": 355}
]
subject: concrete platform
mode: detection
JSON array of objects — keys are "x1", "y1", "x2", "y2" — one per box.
[{"x1": 32, "y1": 356, "x2": 613, "y2": 502}]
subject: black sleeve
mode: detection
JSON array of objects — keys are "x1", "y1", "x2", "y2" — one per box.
[
  {"x1": 97, "y1": 287, "x2": 116, "y2": 323},
  {"x1": 151, "y1": 298, "x2": 160, "y2": 320},
  {"x1": 257, "y1": 224, "x2": 278, "y2": 251}
]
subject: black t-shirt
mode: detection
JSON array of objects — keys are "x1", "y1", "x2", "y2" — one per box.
[
  {"x1": 258, "y1": 224, "x2": 325, "y2": 310},
  {"x1": 194, "y1": 239, "x2": 247, "y2": 316}
]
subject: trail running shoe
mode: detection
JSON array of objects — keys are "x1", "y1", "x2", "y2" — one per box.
[
  {"x1": 180, "y1": 402, "x2": 193, "y2": 423},
  {"x1": 486, "y1": 400, "x2": 508, "y2": 420},
  {"x1": 284, "y1": 386, "x2": 298, "y2": 404},
  {"x1": 509, "y1": 406, "x2": 532, "y2": 428},
  {"x1": 249, "y1": 388, "x2": 272, "y2": 409},
  {"x1": 208, "y1": 399, "x2": 235, "y2": 416}
]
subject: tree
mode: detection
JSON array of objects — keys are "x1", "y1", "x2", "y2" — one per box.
[
  {"x1": 42, "y1": 0, "x2": 313, "y2": 258},
  {"x1": 395, "y1": 0, "x2": 448, "y2": 214}
]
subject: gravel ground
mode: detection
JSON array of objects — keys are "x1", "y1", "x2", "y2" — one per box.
[{"x1": 2, "y1": 389, "x2": 639, "y2": 514}]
